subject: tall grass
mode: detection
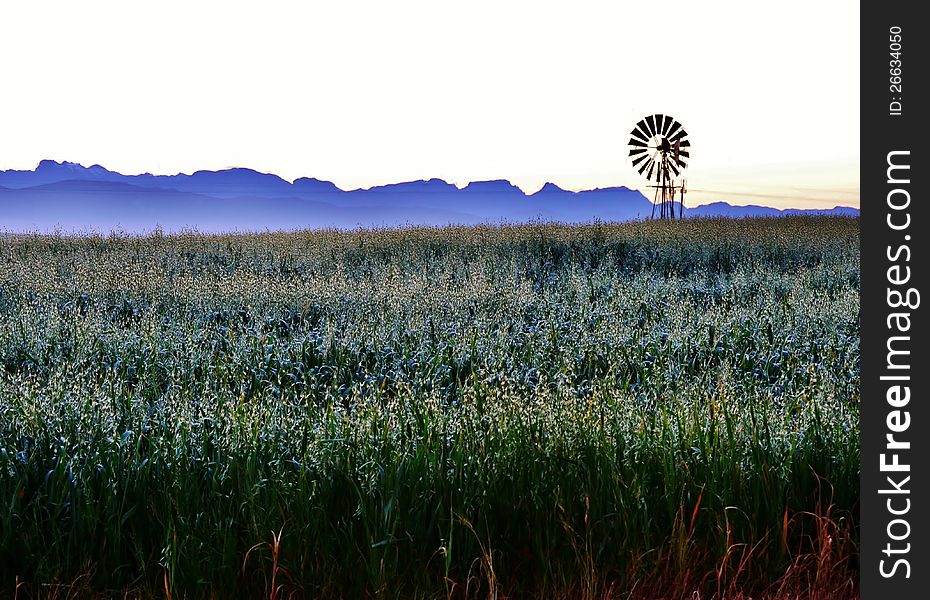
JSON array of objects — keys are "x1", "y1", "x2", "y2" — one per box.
[{"x1": 0, "y1": 218, "x2": 859, "y2": 598}]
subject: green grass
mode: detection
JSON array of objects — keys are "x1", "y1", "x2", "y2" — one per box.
[{"x1": 0, "y1": 218, "x2": 859, "y2": 598}]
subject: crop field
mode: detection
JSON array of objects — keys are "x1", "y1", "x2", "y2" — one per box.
[{"x1": 0, "y1": 218, "x2": 859, "y2": 599}]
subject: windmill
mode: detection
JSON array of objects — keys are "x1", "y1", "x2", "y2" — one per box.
[{"x1": 628, "y1": 114, "x2": 690, "y2": 219}]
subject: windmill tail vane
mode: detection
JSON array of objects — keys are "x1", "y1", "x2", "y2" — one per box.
[{"x1": 629, "y1": 114, "x2": 690, "y2": 220}]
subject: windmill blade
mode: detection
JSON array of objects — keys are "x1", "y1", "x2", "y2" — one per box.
[
  {"x1": 636, "y1": 120, "x2": 650, "y2": 140},
  {"x1": 631, "y1": 153, "x2": 649, "y2": 168},
  {"x1": 629, "y1": 137, "x2": 649, "y2": 148},
  {"x1": 645, "y1": 115, "x2": 657, "y2": 137},
  {"x1": 668, "y1": 161, "x2": 680, "y2": 177},
  {"x1": 630, "y1": 126, "x2": 649, "y2": 143},
  {"x1": 638, "y1": 155, "x2": 655, "y2": 176},
  {"x1": 660, "y1": 115, "x2": 673, "y2": 136},
  {"x1": 652, "y1": 159, "x2": 665, "y2": 182},
  {"x1": 679, "y1": 139, "x2": 691, "y2": 147},
  {"x1": 670, "y1": 128, "x2": 688, "y2": 142},
  {"x1": 646, "y1": 160, "x2": 656, "y2": 181},
  {"x1": 666, "y1": 121, "x2": 682, "y2": 142},
  {"x1": 654, "y1": 114, "x2": 666, "y2": 137},
  {"x1": 678, "y1": 150, "x2": 690, "y2": 158},
  {"x1": 675, "y1": 157, "x2": 688, "y2": 169},
  {"x1": 629, "y1": 147, "x2": 648, "y2": 157}
]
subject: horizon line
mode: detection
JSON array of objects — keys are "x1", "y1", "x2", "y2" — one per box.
[{"x1": 1, "y1": 159, "x2": 861, "y2": 211}]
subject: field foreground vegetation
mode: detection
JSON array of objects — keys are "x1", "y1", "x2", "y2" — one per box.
[{"x1": 0, "y1": 218, "x2": 859, "y2": 598}]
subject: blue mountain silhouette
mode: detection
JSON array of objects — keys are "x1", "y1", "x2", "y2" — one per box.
[
  {"x1": 0, "y1": 161, "x2": 858, "y2": 233},
  {"x1": 686, "y1": 201, "x2": 859, "y2": 218}
]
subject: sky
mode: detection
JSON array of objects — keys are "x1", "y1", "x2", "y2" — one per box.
[{"x1": 0, "y1": 1, "x2": 859, "y2": 209}]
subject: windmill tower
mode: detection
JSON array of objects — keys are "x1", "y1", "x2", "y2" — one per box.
[{"x1": 628, "y1": 114, "x2": 690, "y2": 219}]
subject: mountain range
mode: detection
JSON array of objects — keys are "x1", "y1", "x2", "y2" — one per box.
[{"x1": 0, "y1": 160, "x2": 859, "y2": 233}]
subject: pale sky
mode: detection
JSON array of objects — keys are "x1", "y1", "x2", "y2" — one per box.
[{"x1": 0, "y1": 1, "x2": 859, "y2": 209}]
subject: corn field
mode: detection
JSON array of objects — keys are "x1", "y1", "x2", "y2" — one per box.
[{"x1": 0, "y1": 217, "x2": 859, "y2": 598}]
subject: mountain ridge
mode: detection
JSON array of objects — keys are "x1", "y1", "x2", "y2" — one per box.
[{"x1": 0, "y1": 161, "x2": 859, "y2": 233}]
